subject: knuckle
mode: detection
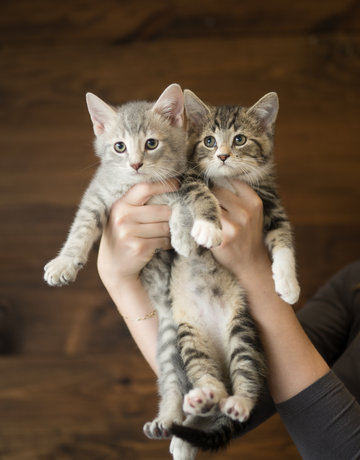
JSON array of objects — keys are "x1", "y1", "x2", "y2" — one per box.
[
  {"x1": 129, "y1": 239, "x2": 146, "y2": 257},
  {"x1": 136, "y1": 182, "x2": 153, "y2": 200},
  {"x1": 252, "y1": 195, "x2": 263, "y2": 212},
  {"x1": 110, "y1": 201, "x2": 127, "y2": 222},
  {"x1": 162, "y1": 222, "x2": 170, "y2": 235}
]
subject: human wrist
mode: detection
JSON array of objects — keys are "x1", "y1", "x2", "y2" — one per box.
[{"x1": 234, "y1": 250, "x2": 273, "y2": 293}]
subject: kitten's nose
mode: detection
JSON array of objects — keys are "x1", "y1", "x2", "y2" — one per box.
[
  {"x1": 217, "y1": 154, "x2": 230, "y2": 163},
  {"x1": 131, "y1": 162, "x2": 143, "y2": 171}
]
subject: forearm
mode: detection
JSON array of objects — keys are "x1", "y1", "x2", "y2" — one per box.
[
  {"x1": 237, "y1": 256, "x2": 329, "y2": 404},
  {"x1": 105, "y1": 277, "x2": 159, "y2": 375}
]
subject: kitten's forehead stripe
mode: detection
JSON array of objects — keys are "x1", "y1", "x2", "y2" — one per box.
[{"x1": 213, "y1": 106, "x2": 243, "y2": 132}]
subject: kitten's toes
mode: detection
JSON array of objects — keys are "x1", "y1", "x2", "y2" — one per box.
[
  {"x1": 170, "y1": 436, "x2": 198, "y2": 460},
  {"x1": 272, "y1": 268, "x2": 300, "y2": 304},
  {"x1": 183, "y1": 387, "x2": 222, "y2": 416},
  {"x1": 143, "y1": 418, "x2": 171, "y2": 439},
  {"x1": 191, "y1": 219, "x2": 222, "y2": 249},
  {"x1": 44, "y1": 256, "x2": 83, "y2": 286},
  {"x1": 220, "y1": 395, "x2": 253, "y2": 423}
]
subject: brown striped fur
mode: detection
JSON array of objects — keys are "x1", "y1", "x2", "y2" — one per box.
[{"x1": 169, "y1": 91, "x2": 300, "y2": 454}]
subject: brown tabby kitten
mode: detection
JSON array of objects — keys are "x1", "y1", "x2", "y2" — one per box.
[{"x1": 169, "y1": 90, "x2": 300, "y2": 455}]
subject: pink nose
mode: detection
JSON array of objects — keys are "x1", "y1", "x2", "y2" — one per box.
[
  {"x1": 131, "y1": 162, "x2": 143, "y2": 171},
  {"x1": 217, "y1": 154, "x2": 229, "y2": 162}
]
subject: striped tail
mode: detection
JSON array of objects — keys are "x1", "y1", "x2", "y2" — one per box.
[{"x1": 170, "y1": 414, "x2": 249, "y2": 451}]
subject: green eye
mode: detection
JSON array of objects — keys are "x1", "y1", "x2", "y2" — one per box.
[
  {"x1": 233, "y1": 134, "x2": 247, "y2": 146},
  {"x1": 114, "y1": 142, "x2": 126, "y2": 153},
  {"x1": 145, "y1": 138, "x2": 159, "y2": 150},
  {"x1": 204, "y1": 136, "x2": 217, "y2": 148}
]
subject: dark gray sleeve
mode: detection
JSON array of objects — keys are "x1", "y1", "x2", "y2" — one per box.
[
  {"x1": 276, "y1": 371, "x2": 360, "y2": 460},
  {"x1": 236, "y1": 261, "x2": 360, "y2": 438}
]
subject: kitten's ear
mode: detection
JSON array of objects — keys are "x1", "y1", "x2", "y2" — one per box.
[
  {"x1": 247, "y1": 92, "x2": 279, "y2": 131},
  {"x1": 152, "y1": 83, "x2": 184, "y2": 128},
  {"x1": 86, "y1": 93, "x2": 117, "y2": 136},
  {"x1": 184, "y1": 89, "x2": 211, "y2": 127}
]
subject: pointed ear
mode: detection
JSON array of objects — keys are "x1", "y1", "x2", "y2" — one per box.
[
  {"x1": 86, "y1": 93, "x2": 117, "y2": 136},
  {"x1": 184, "y1": 89, "x2": 211, "y2": 127},
  {"x1": 247, "y1": 92, "x2": 279, "y2": 131},
  {"x1": 152, "y1": 83, "x2": 184, "y2": 128}
]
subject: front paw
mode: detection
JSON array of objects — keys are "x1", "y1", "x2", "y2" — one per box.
[
  {"x1": 44, "y1": 255, "x2": 84, "y2": 286},
  {"x1": 272, "y1": 249, "x2": 300, "y2": 304},
  {"x1": 191, "y1": 219, "x2": 222, "y2": 249}
]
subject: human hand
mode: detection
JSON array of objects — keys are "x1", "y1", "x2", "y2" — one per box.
[
  {"x1": 211, "y1": 180, "x2": 271, "y2": 288},
  {"x1": 97, "y1": 180, "x2": 179, "y2": 290}
]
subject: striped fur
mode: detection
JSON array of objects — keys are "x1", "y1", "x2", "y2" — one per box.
[
  {"x1": 44, "y1": 83, "x2": 189, "y2": 287},
  {"x1": 43, "y1": 85, "x2": 223, "y2": 459},
  {"x1": 169, "y1": 91, "x2": 300, "y2": 453}
]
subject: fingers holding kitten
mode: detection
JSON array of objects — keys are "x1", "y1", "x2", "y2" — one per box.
[{"x1": 122, "y1": 179, "x2": 179, "y2": 206}]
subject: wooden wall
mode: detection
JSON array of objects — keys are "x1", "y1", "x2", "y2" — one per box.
[{"x1": 0, "y1": 1, "x2": 359, "y2": 459}]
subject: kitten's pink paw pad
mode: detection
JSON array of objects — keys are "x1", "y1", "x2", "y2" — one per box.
[
  {"x1": 183, "y1": 387, "x2": 220, "y2": 416},
  {"x1": 220, "y1": 396, "x2": 253, "y2": 423},
  {"x1": 191, "y1": 219, "x2": 222, "y2": 249}
]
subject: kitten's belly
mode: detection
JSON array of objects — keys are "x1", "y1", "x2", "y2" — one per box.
[{"x1": 171, "y1": 252, "x2": 239, "y2": 362}]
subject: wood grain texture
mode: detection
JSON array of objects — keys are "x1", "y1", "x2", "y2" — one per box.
[
  {"x1": 0, "y1": 354, "x2": 301, "y2": 460},
  {"x1": 1, "y1": 0, "x2": 359, "y2": 43},
  {"x1": 0, "y1": 1, "x2": 359, "y2": 458}
]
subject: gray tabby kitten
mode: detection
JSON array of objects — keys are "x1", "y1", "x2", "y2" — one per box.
[
  {"x1": 168, "y1": 90, "x2": 300, "y2": 454},
  {"x1": 44, "y1": 83, "x2": 221, "y2": 286},
  {"x1": 43, "y1": 84, "x2": 221, "y2": 460}
]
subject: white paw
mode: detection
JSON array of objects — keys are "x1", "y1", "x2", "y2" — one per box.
[
  {"x1": 272, "y1": 248, "x2": 300, "y2": 304},
  {"x1": 183, "y1": 387, "x2": 220, "y2": 416},
  {"x1": 44, "y1": 255, "x2": 83, "y2": 286},
  {"x1": 220, "y1": 395, "x2": 253, "y2": 423},
  {"x1": 191, "y1": 219, "x2": 222, "y2": 249},
  {"x1": 143, "y1": 418, "x2": 171, "y2": 439},
  {"x1": 170, "y1": 436, "x2": 198, "y2": 460}
]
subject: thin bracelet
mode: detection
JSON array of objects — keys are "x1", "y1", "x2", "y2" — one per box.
[{"x1": 122, "y1": 309, "x2": 157, "y2": 322}]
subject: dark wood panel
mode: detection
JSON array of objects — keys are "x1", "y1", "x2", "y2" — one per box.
[
  {"x1": 0, "y1": 354, "x2": 301, "y2": 460},
  {"x1": 0, "y1": 0, "x2": 359, "y2": 44},
  {"x1": 0, "y1": 3, "x2": 359, "y2": 457},
  {"x1": 1, "y1": 37, "x2": 359, "y2": 221}
]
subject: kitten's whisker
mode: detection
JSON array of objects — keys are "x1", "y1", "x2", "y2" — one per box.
[{"x1": 80, "y1": 160, "x2": 101, "y2": 172}]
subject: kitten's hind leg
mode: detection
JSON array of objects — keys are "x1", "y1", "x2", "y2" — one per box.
[
  {"x1": 177, "y1": 322, "x2": 228, "y2": 416},
  {"x1": 222, "y1": 305, "x2": 265, "y2": 423},
  {"x1": 143, "y1": 303, "x2": 183, "y2": 439}
]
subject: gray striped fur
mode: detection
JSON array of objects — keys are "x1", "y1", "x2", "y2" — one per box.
[{"x1": 43, "y1": 85, "x2": 223, "y2": 459}]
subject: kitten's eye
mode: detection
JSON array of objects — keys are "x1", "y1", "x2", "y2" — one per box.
[
  {"x1": 114, "y1": 142, "x2": 126, "y2": 153},
  {"x1": 145, "y1": 138, "x2": 159, "y2": 150},
  {"x1": 233, "y1": 134, "x2": 247, "y2": 146},
  {"x1": 204, "y1": 136, "x2": 217, "y2": 148}
]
